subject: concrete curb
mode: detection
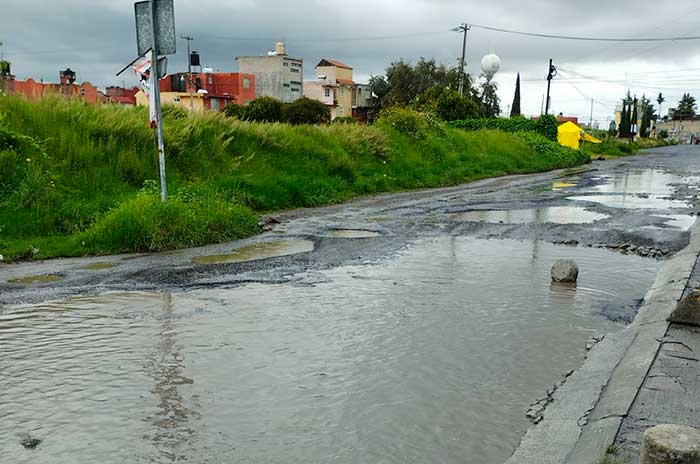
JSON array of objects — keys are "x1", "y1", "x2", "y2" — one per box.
[{"x1": 505, "y1": 219, "x2": 700, "y2": 464}]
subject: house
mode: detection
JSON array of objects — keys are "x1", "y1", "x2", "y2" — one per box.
[
  {"x1": 4, "y1": 68, "x2": 104, "y2": 105},
  {"x1": 236, "y1": 42, "x2": 303, "y2": 103},
  {"x1": 303, "y1": 59, "x2": 372, "y2": 121},
  {"x1": 135, "y1": 71, "x2": 256, "y2": 111},
  {"x1": 105, "y1": 86, "x2": 139, "y2": 106}
]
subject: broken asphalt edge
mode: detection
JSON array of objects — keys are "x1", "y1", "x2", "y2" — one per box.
[{"x1": 504, "y1": 218, "x2": 700, "y2": 464}]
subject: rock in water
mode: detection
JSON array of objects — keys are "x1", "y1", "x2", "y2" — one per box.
[
  {"x1": 551, "y1": 259, "x2": 579, "y2": 283},
  {"x1": 640, "y1": 424, "x2": 700, "y2": 464},
  {"x1": 18, "y1": 433, "x2": 41, "y2": 449},
  {"x1": 669, "y1": 289, "x2": 700, "y2": 327}
]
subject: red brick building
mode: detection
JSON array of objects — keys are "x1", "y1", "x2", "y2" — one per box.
[
  {"x1": 159, "y1": 72, "x2": 256, "y2": 110},
  {"x1": 4, "y1": 68, "x2": 105, "y2": 105}
]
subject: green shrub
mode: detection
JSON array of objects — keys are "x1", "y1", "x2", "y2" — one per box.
[
  {"x1": 376, "y1": 107, "x2": 431, "y2": 139},
  {"x1": 450, "y1": 117, "x2": 537, "y2": 132},
  {"x1": 81, "y1": 189, "x2": 259, "y2": 253},
  {"x1": 534, "y1": 114, "x2": 558, "y2": 141},
  {"x1": 244, "y1": 96, "x2": 284, "y2": 123},
  {"x1": 284, "y1": 97, "x2": 331, "y2": 125},
  {"x1": 659, "y1": 129, "x2": 669, "y2": 139},
  {"x1": 451, "y1": 114, "x2": 559, "y2": 141},
  {"x1": 515, "y1": 132, "x2": 589, "y2": 167},
  {"x1": 333, "y1": 116, "x2": 358, "y2": 124},
  {"x1": 223, "y1": 103, "x2": 245, "y2": 119},
  {"x1": 415, "y1": 86, "x2": 480, "y2": 121}
]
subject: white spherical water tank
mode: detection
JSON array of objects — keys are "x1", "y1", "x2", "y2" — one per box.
[{"x1": 481, "y1": 54, "x2": 501, "y2": 80}]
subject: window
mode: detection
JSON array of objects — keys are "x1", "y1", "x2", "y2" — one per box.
[
  {"x1": 283, "y1": 83, "x2": 290, "y2": 87},
  {"x1": 243, "y1": 77, "x2": 250, "y2": 89},
  {"x1": 290, "y1": 68, "x2": 300, "y2": 73},
  {"x1": 291, "y1": 87, "x2": 300, "y2": 93},
  {"x1": 291, "y1": 62, "x2": 302, "y2": 68},
  {"x1": 358, "y1": 87, "x2": 362, "y2": 94},
  {"x1": 324, "y1": 88, "x2": 330, "y2": 97},
  {"x1": 290, "y1": 80, "x2": 302, "y2": 85},
  {"x1": 340, "y1": 87, "x2": 344, "y2": 97},
  {"x1": 283, "y1": 62, "x2": 289, "y2": 67}
]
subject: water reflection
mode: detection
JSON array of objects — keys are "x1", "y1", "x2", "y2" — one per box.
[
  {"x1": 0, "y1": 239, "x2": 661, "y2": 464},
  {"x1": 462, "y1": 207, "x2": 608, "y2": 224},
  {"x1": 142, "y1": 293, "x2": 197, "y2": 462},
  {"x1": 192, "y1": 240, "x2": 314, "y2": 265}
]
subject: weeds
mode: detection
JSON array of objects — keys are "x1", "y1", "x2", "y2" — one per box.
[{"x1": 0, "y1": 97, "x2": 590, "y2": 261}]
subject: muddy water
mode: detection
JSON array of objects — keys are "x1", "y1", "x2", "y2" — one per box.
[
  {"x1": 327, "y1": 229, "x2": 382, "y2": 238},
  {"x1": 0, "y1": 238, "x2": 659, "y2": 464},
  {"x1": 462, "y1": 206, "x2": 608, "y2": 224},
  {"x1": 191, "y1": 239, "x2": 314, "y2": 265}
]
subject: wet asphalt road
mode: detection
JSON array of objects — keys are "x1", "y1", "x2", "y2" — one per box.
[{"x1": 1, "y1": 144, "x2": 699, "y2": 308}]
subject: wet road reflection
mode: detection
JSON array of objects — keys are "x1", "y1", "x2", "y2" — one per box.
[{"x1": 0, "y1": 238, "x2": 660, "y2": 463}]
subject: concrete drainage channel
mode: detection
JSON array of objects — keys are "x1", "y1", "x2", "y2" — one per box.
[{"x1": 505, "y1": 219, "x2": 700, "y2": 464}]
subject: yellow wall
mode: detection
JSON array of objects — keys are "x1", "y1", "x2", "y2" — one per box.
[{"x1": 135, "y1": 90, "x2": 206, "y2": 112}]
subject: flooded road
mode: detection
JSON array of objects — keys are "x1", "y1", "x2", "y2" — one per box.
[
  {"x1": 0, "y1": 238, "x2": 659, "y2": 464},
  {"x1": 2, "y1": 145, "x2": 700, "y2": 463}
]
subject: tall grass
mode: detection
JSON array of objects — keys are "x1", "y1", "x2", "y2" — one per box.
[{"x1": 0, "y1": 97, "x2": 588, "y2": 261}]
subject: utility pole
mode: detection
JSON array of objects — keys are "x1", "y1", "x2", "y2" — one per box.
[
  {"x1": 150, "y1": 0, "x2": 167, "y2": 203},
  {"x1": 180, "y1": 34, "x2": 195, "y2": 112},
  {"x1": 545, "y1": 58, "x2": 557, "y2": 115},
  {"x1": 452, "y1": 24, "x2": 471, "y2": 97},
  {"x1": 590, "y1": 98, "x2": 594, "y2": 129}
]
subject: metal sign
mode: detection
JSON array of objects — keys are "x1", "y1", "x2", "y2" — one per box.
[{"x1": 135, "y1": 0, "x2": 176, "y2": 56}]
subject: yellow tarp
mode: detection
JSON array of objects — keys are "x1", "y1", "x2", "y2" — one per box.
[{"x1": 557, "y1": 121, "x2": 601, "y2": 150}]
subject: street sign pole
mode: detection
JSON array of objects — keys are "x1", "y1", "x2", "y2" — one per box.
[{"x1": 148, "y1": 0, "x2": 167, "y2": 203}]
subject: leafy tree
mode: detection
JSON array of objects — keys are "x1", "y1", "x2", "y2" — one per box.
[
  {"x1": 372, "y1": 58, "x2": 473, "y2": 109},
  {"x1": 675, "y1": 93, "x2": 697, "y2": 119},
  {"x1": 639, "y1": 95, "x2": 656, "y2": 138},
  {"x1": 619, "y1": 91, "x2": 632, "y2": 138},
  {"x1": 414, "y1": 86, "x2": 479, "y2": 121},
  {"x1": 510, "y1": 73, "x2": 521, "y2": 117},
  {"x1": 243, "y1": 96, "x2": 284, "y2": 123},
  {"x1": 284, "y1": 97, "x2": 331, "y2": 125},
  {"x1": 480, "y1": 79, "x2": 500, "y2": 118},
  {"x1": 223, "y1": 103, "x2": 245, "y2": 119}
]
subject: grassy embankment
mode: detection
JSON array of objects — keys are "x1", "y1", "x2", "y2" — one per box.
[
  {"x1": 584, "y1": 137, "x2": 676, "y2": 160},
  {"x1": 0, "y1": 97, "x2": 588, "y2": 262}
]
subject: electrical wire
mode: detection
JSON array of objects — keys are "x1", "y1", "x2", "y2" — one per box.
[{"x1": 468, "y1": 24, "x2": 700, "y2": 42}]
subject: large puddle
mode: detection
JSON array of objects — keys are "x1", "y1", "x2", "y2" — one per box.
[
  {"x1": 192, "y1": 239, "x2": 314, "y2": 265},
  {"x1": 0, "y1": 238, "x2": 660, "y2": 464},
  {"x1": 462, "y1": 206, "x2": 608, "y2": 224},
  {"x1": 567, "y1": 168, "x2": 697, "y2": 210}
]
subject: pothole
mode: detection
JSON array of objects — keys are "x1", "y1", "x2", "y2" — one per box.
[
  {"x1": 80, "y1": 263, "x2": 118, "y2": 270},
  {"x1": 8, "y1": 274, "x2": 63, "y2": 284},
  {"x1": 568, "y1": 194, "x2": 690, "y2": 210},
  {"x1": 192, "y1": 240, "x2": 315, "y2": 265},
  {"x1": 461, "y1": 207, "x2": 608, "y2": 225},
  {"x1": 327, "y1": 229, "x2": 381, "y2": 238}
]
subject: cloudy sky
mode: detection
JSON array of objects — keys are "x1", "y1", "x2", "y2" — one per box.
[{"x1": 4, "y1": 0, "x2": 700, "y2": 125}]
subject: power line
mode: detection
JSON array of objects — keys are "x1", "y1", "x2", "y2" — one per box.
[{"x1": 469, "y1": 23, "x2": 700, "y2": 42}]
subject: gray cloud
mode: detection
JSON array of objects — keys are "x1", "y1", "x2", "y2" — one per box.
[{"x1": 3, "y1": 0, "x2": 700, "y2": 120}]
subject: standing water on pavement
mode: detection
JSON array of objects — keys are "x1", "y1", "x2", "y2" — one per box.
[{"x1": 0, "y1": 238, "x2": 659, "y2": 464}]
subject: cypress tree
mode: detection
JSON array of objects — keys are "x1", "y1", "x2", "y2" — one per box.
[{"x1": 510, "y1": 73, "x2": 521, "y2": 117}]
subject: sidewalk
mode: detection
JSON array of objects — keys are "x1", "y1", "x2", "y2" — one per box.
[{"x1": 505, "y1": 220, "x2": 700, "y2": 464}]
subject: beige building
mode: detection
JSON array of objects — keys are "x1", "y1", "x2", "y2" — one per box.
[
  {"x1": 236, "y1": 42, "x2": 303, "y2": 103},
  {"x1": 656, "y1": 117, "x2": 700, "y2": 143},
  {"x1": 304, "y1": 59, "x2": 372, "y2": 121}
]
